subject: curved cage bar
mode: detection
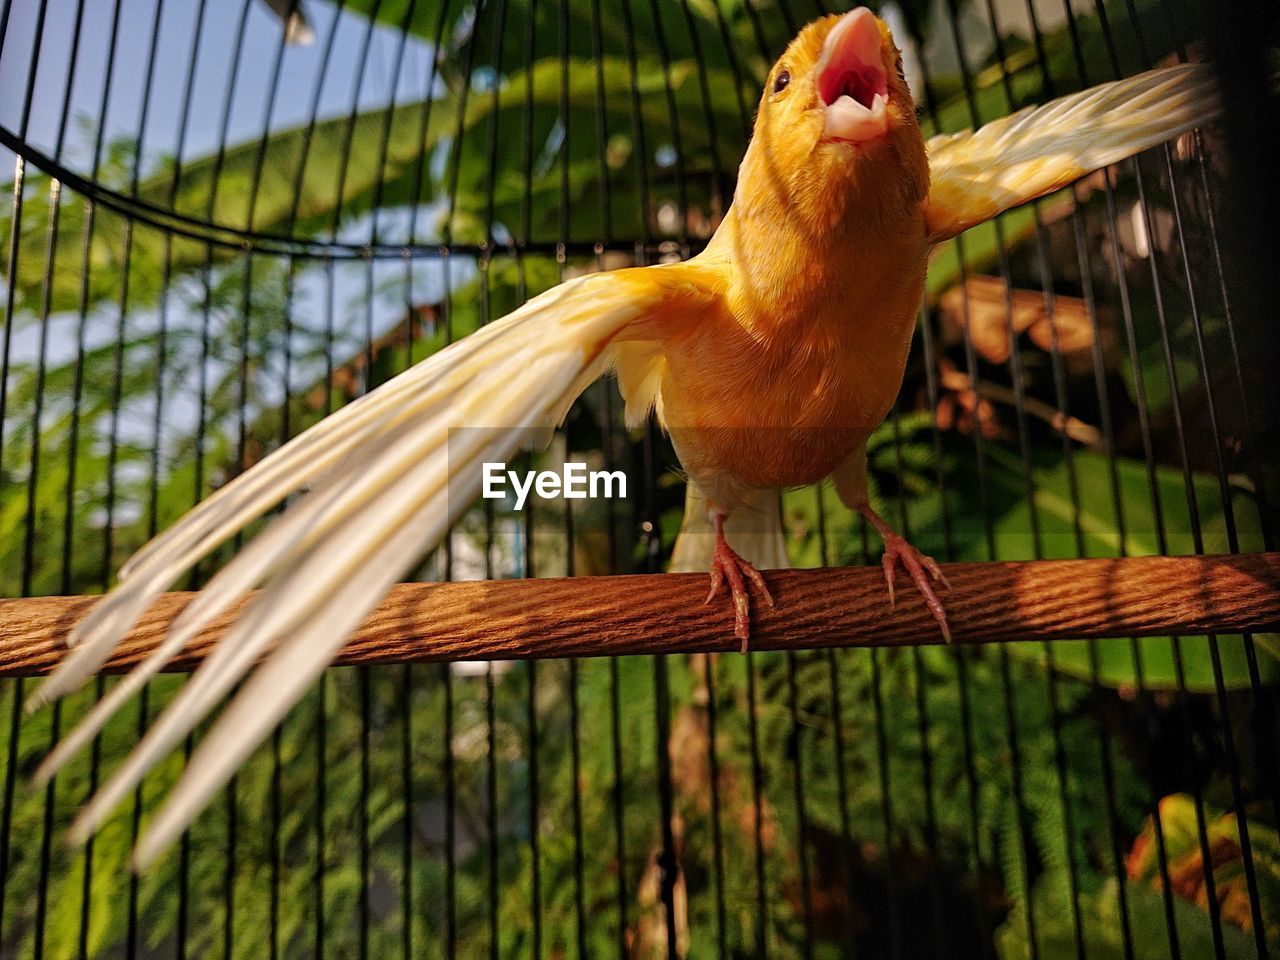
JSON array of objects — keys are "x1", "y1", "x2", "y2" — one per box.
[{"x1": 1, "y1": 0, "x2": 1278, "y2": 958}]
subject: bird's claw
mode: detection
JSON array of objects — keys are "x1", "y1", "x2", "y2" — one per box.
[
  {"x1": 705, "y1": 539, "x2": 774, "y2": 653},
  {"x1": 880, "y1": 534, "x2": 952, "y2": 642}
]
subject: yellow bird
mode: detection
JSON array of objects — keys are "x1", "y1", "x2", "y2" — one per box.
[{"x1": 29, "y1": 8, "x2": 1218, "y2": 867}]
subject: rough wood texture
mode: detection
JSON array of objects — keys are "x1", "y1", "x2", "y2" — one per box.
[{"x1": 1, "y1": 553, "x2": 1277, "y2": 677}]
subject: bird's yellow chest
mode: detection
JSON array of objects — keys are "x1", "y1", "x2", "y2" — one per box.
[{"x1": 655, "y1": 227, "x2": 927, "y2": 490}]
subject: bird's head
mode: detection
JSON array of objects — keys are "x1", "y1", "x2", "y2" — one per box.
[{"x1": 731, "y1": 8, "x2": 929, "y2": 235}]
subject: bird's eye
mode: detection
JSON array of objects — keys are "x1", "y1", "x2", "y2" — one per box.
[{"x1": 773, "y1": 69, "x2": 791, "y2": 94}]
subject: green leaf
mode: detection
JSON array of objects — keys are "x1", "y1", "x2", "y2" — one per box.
[{"x1": 972, "y1": 446, "x2": 1278, "y2": 691}]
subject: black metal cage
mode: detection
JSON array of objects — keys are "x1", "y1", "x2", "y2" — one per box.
[{"x1": 1, "y1": 0, "x2": 1278, "y2": 957}]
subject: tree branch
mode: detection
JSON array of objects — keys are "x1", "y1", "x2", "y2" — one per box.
[{"x1": 1, "y1": 553, "x2": 1277, "y2": 677}]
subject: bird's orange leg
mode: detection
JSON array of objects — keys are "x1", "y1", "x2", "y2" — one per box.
[
  {"x1": 704, "y1": 513, "x2": 775, "y2": 652},
  {"x1": 857, "y1": 504, "x2": 952, "y2": 642}
]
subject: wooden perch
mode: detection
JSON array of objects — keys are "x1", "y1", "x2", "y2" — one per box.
[{"x1": 0, "y1": 554, "x2": 1277, "y2": 677}]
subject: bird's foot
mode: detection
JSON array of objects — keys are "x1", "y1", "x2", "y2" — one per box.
[
  {"x1": 858, "y1": 505, "x2": 952, "y2": 642},
  {"x1": 705, "y1": 516, "x2": 774, "y2": 653}
]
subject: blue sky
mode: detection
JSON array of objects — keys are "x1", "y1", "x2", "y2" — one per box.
[{"x1": 1, "y1": 0, "x2": 437, "y2": 180}]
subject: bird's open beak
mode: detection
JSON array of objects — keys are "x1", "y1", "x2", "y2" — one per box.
[{"x1": 816, "y1": 8, "x2": 890, "y2": 143}]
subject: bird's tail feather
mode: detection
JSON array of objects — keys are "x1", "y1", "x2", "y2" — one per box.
[{"x1": 669, "y1": 483, "x2": 791, "y2": 573}]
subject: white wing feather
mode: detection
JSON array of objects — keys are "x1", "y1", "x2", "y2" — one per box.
[
  {"x1": 924, "y1": 62, "x2": 1220, "y2": 243},
  {"x1": 31, "y1": 262, "x2": 707, "y2": 867}
]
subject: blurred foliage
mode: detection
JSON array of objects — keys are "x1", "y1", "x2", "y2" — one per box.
[
  {"x1": 1128, "y1": 794, "x2": 1280, "y2": 944},
  {"x1": 1, "y1": 0, "x2": 1277, "y2": 957},
  {"x1": 998, "y1": 794, "x2": 1280, "y2": 958}
]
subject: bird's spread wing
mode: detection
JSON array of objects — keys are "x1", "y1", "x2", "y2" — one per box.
[
  {"x1": 31, "y1": 260, "x2": 712, "y2": 868},
  {"x1": 922, "y1": 63, "x2": 1219, "y2": 245}
]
